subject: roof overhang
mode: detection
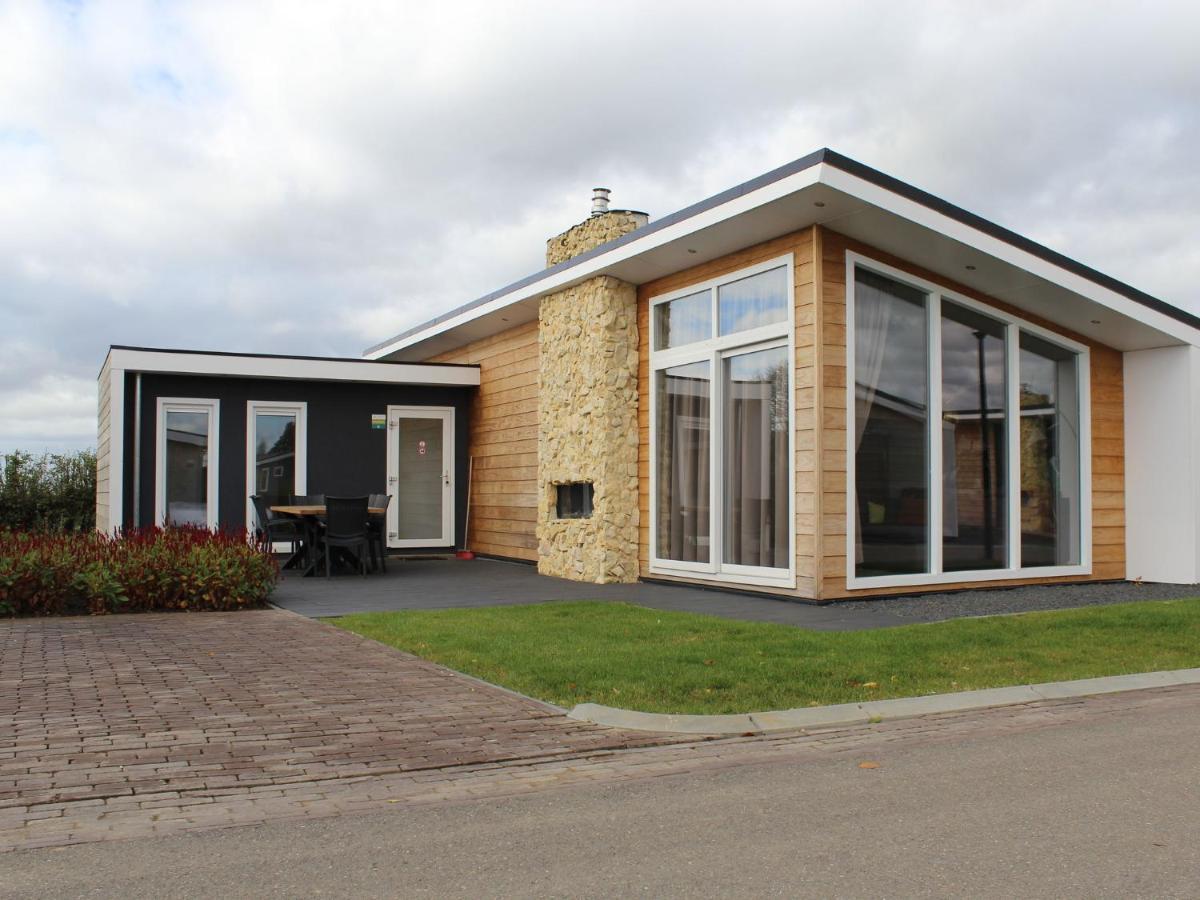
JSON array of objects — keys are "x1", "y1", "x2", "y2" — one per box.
[
  {"x1": 366, "y1": 149, "x2": 1200, "y2": 362},
  {"x1": 102, "y1": 346, "x2": 480, "y2": 387}
]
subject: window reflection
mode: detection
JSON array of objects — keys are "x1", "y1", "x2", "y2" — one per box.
[
  {"x1": 723, "y1": 347, "x2": 789, "y2": 568},
  {"x1": 254, "y1": 413, "x2": 296, "y2": 511},
  {"x1": 165, "y1": 410, "x2": 209, "y2": 526},
  {"x1": 718, "y1": 267, "x2": 788, "y2": 336},
  {"x1": 656, "y1": 362, "x2": 711, "y2": 563},
  {"x1": 941, "y1": 303, "x2": 1007, "y2": 571},
  {"x1": 1020, "y1": 334, "x2": 1081, "y2": 566},
  {"x1": 853, "y1": 269, "x2": 929, "y2": 576}
]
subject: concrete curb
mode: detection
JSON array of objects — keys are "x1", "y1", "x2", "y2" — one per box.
[{"x1": 567, "y1": 668, "x2": 1200, "y2": 735}]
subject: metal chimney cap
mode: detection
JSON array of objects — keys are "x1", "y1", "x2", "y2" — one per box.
[{"x1": 591, "y1": 187, "x2": 611, "y2": 217}]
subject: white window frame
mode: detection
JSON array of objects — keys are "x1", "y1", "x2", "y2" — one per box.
[
  {"x1": 648, "y1": 254, "x2": 796, "y2": 589},
  {"x1": 245, "y1": 401, "x2": 308, "y2": 540},
  {"x1": 845, "y1": 251, "x2": 1092, "y2": 590},
  {"x1": 155, "y1": 397, "x2": 220, "y2": 529}
]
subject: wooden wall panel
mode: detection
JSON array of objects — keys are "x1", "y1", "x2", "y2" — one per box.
[
  {"x1": 635, "y1": 227, "x2": 819, "y2": 597},
  {"x1": 819, "y1": 227, "x2": 1125, "y2": 599},
  {"x1": 95, "y1": 358, "x2": 112, "y2": 532},
  {"x1": 428, "y1": 321, "x2": 539, "y2": 560}
]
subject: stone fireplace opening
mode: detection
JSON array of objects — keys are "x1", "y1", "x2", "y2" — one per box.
[{"x1": 555, "y1": 482, "x2": 594, "y2": 520}]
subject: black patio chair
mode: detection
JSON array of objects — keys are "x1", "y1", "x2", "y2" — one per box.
[
  {"x1": 250, "y1": 495, "x2": 300, "y2": 555},
  {"x1": 319, "y1": 495, "x2": 370, "y2": 577},
  {"x1": 367, "y1": 493, "x2": 392, "y2": 573},
  {"x1": 290, "y1": 493, "x2": 325, "y2": 506}
]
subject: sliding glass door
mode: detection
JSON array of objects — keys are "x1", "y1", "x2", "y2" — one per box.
[
  {"x1": 723, "y1": 346, "x2": 789, "y2": 571},
  {"x1": 848, "y1": 258, "x2": 1089, "y2": 587},
  {"x1": 650, "y1": 257, "x2": 794, "y2": 587}
]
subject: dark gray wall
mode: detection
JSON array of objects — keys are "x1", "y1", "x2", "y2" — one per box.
[{"x1": 121, "y1": 373, "x2": 472, "y2": 548}]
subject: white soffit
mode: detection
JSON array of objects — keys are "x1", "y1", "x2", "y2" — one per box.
[
  {"x1": 819, "y1": 167, "x2": 1198, "y2": 352},
  {"x1": 371, "y1": 156, "x2": 1199, "y2": 361}
]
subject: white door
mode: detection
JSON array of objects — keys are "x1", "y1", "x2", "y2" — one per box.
[{"x1": 386, "y1": 406, "x2": 455, "y2": 548}]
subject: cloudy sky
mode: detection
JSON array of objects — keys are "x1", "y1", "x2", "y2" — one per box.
[{"x1": 1, "y1": 0, "x2": 1197, "y2": 451}]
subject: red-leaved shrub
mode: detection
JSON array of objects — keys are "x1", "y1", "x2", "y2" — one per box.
[{"x1": 0, "y1": 526, "x2": 278, "y2": 617}]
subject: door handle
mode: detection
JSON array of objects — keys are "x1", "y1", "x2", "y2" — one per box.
[{"x1": 443, "y1": 470, "x2": 450, "y2": 485}]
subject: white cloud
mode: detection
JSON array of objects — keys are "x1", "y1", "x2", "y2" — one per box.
[{"x1": 0, "y1": 0, "x2": 1198, "y2": 450}]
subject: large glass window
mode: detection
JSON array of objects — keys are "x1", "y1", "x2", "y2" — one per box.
[
  {"x1": 654, "y1": 290, "x2": 710, "y2": 350},
  {"x1": 1019, "y1": 333, "x2": 1081, "y2": 567},
  {"x1": 651, "y1": 259, "x2": 792, "y2": 582},
  {"x1": 853, "y1": 269, "x2": 929, "y2": 577},
  {"x1": 254, "y1": 414, "x2": 296, "y2": 504},
  {"x1": 850, "y1": 261, "x2": 1088, "y2": 584},
  {"x1": 941, "y1": 302, "x2": 1007, "y2": 572},
  {"x1": 724, "y1": 346, "x2": 789, "y2": 568},
  {"x1": 656, "y1": 362, "x2": 711, "y2": 563},
  {"x1": 165, "y1": 411, "x2": 210, "y2": 526},
  {"x1": 718, "y1": 267, "x2": 789, "y2": 336},
  {"x1": 157, "y1": 399, "x2": 218, "y2": 529},
  {"x1": 247, "y1": 402, "x2": 306, "y2": 534}
]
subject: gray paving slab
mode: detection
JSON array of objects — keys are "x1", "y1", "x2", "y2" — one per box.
[{"x1": 271, "y1": 555, "x2": 1200, "y2": 631}]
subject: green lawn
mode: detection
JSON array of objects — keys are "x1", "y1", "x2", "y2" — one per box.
[{"x1": 329, "y1": 599, "x2": 1200, "y2": 715}]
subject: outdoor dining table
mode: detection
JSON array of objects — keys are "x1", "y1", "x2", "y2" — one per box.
[{"x1": 270, "y1": 504, "x2": 387, "y2": 577}]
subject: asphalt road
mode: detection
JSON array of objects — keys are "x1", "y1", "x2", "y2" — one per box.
[{"x1": 5, "y1": 697, "x2": 1199, "y2": 899}]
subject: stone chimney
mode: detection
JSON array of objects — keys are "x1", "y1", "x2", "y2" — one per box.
[
  {"x1": 535, "y1": 191, "x2": 648, "y2": 584},
  {"x1": 545, "y1": 189, "x2": 648, "y2": 267}
]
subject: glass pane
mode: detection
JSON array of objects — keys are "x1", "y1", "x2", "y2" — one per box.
[
  {"x1": 397, "y1": 418, "x2": 443, "y2": 540},
  {"x1": 656, "y1": 361, "x2": 711, "y2": 563},
  {"x1": 1019, "y1": 334, "x2": 1081, "y2": 567},
  {"x1": 718, "y1": 266, "x2": 787, "y2": 336},
  {"x1": 853, "y1": 269, "x2": 929, "y2": 577},
  {"x1": 654, "y1": 290, "x2": 711, "y2": 350},
  {"x1": 723, "y1": 346, "x2": 789, "y2": 568},
  {"x1": 941, "y1": 303, "x2": 1007, "y2": 571},
  {"x1": 165, "y1": 410, "x2": 209, "y2": 526},
  {"x1": 254, "y1": 413, "x2": 296, "y2": 519}
]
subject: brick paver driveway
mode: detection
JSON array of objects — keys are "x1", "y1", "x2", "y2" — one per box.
[{"x1": 0, "y1": 610, "x2": 675, "y2": 851}]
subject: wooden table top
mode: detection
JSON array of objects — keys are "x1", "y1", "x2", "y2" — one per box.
[{"x1": 270, "y1": 505, "x2": 387, "y2": 517}]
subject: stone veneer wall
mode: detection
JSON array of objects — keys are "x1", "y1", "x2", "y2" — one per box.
[
  {"x1": 536, "y1": 209, "x2": 646, "y2": 583},
  {"x1": 546, "y1": 211, "x2": 648, "y2": 267},
  {"x1": 536, "y1": 275, "x2": 640, "y2": 582}
]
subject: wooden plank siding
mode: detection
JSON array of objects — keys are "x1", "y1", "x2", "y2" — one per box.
[
  {"x1": 95, "y1": 357, "x2": 112, "y2": 532},
  {"x1": 419, "y1": 222, "x2": 1124, "y2": 598},
  {"x1": 819, "y1": 227, "x2": 1125, "y2": 599},
  {"x1": 635, "y1": 227, "x2": 819, "y2": 598},
  {"x1": 427, "y1": 321, "x2": 540, "y2": 560}
]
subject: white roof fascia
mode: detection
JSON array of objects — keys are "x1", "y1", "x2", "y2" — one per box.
[
  {"x1": 107, "y1": 348, "x2": 480, "y2": 386},
  {"x1": 363, "y1": 165, "x2": 826, "y2": 360},
  {"x1": 819, "y1": 166, "x2": 1200, "y2": 348}
]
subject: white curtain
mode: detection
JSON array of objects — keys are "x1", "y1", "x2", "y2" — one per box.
[{"x1": 853, "y1": 284, "x2": 893, "y2": 565}]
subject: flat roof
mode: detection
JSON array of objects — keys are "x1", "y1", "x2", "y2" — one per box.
[
  {"x1": 101, "y1": 345, "x2": 480, "y2": 387},
  {"x1": 365, "y1": 148, "x2": 1200, "y2": 360}
]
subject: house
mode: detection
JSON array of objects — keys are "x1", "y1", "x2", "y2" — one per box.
[{"x1": 97, "y1": 149, "x2": 1200, "y2": 599}]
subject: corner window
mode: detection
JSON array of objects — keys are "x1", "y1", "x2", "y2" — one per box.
[
  {"x1": 848, "y1": 258, "x2": 1090, "y2": 587},
  {"x1": 156, "y1": 398, "x2": 219, "y2": 529},
  {"x1": 650, "y1": 256, "x2": 794, "y2": 586}
]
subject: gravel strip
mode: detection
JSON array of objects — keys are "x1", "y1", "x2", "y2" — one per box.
[{"x1": 829, "y1": 580, "x2": 1200, "y2": 624}]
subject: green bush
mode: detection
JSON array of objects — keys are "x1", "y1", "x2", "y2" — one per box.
[
  {"x1": 0, "y1": 526, "x2": 278, "y2": 617},
  {"x1": 0, "y1": 449, "x2": 97, "y2": 532}
]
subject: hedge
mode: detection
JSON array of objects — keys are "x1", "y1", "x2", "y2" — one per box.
[
  {"x1": 0, "y1": 449, "x2": 97, "y2": 532},
  {"x1": 0, "y1": 526, "x2": 278, "y2": 617}
]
